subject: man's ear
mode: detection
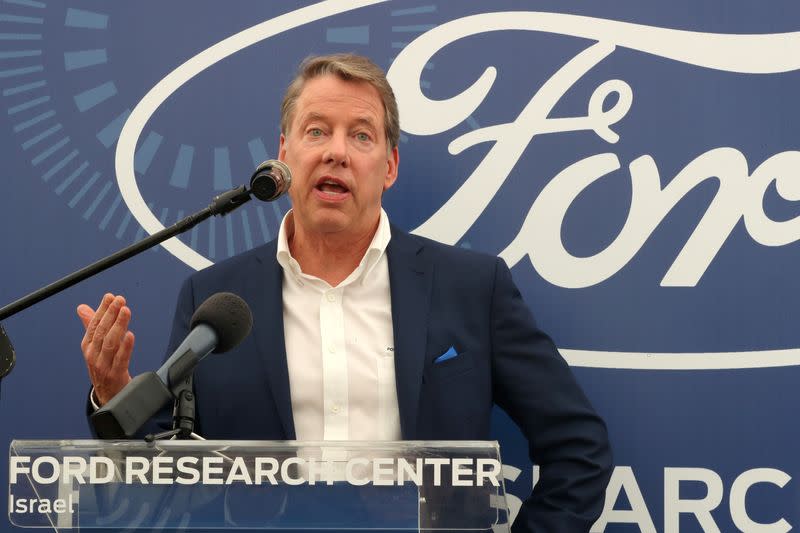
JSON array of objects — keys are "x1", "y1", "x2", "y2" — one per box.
[
  {"x1": 278, "y1": 133, "x2": 286, "y2": 161},
  {"x1": 384, "y1": 146, "x2": 399, "y2": 191}
]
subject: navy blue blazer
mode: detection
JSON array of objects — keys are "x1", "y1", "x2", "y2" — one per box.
[{"x1": 163, "y1": 226, "x2": 612, "y2": 532}]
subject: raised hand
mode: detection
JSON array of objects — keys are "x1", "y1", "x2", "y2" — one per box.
[{"x1": 77, "y1": 293, "x2": 134, "y2": 406}]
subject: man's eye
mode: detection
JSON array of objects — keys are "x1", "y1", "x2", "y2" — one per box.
[
  {"x1": 308, "y1": 128, "x2": 323, "y2": 137},
  {"x1": 356, "y1": 132, "x2": 370, "y2": 142}
]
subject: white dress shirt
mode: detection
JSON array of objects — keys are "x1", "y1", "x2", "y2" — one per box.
[{"x1": 277, "y1": 209, "x2": 401, "y2": 442}]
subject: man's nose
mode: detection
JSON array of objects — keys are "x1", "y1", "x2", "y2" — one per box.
[{"x1": 323, "y1": 131, "x2": 349, "y2": 167}]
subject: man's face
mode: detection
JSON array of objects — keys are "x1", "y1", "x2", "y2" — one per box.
[{"x1": 279, "y1": 75, "x2": 399, "y2": 241}]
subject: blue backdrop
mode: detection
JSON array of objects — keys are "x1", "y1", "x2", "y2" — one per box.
[{"x1": 1, "y1": 1, "x2": 799, "y2": 531}]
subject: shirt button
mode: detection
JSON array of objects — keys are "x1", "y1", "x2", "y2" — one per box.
[
  {"x1": 331, "y1": 405, "x2": 340, "y2": 414},
  {"x1": 326, "y1": 293, "x2": 336, "y2": 302},
  {"x1": 328, "y1": 344, "x2": 336, "y2": 353}
]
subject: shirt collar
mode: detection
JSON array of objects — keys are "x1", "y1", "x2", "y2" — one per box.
[{"x1": 276, "y1": 208, "x2": 391, "y2": 285}]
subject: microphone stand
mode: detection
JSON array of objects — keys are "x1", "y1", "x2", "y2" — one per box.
[
  {"x1": 0, "y1": 185, "x2": 253, "y2": 381},
  {"x1": 145, "y1": 375, "x2": 199, "y2": 442}
]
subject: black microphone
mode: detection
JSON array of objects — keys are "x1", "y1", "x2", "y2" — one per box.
[
  {"x1": 249, "y1": 160, "x2": 292, "y2": 201},
  {"x1": 157, "y1": 292, "x2": 253, "y2": 387},
  {"x1": 90, "y1": 292, "x2": 253, "y2": 439}
]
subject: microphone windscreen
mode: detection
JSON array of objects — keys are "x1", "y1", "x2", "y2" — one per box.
[
  {"x1": 250, "y1": 160, "x2": 292, "y2": 201},
  {"x1": 190, "y1": 293, "x2": 253, "y2": 353}
]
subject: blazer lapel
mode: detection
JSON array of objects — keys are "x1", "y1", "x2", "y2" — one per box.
[
  {"x1": 244, "y1": 241, "x2": 296, "y2": 439},
  {"x1": 387, "y1": 227, "x2": 433, "y2": 439}
]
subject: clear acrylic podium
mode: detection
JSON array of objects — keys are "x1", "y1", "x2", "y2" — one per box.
[{"x1": 9, "y1": 440, "x2": 511, "y2": 531}]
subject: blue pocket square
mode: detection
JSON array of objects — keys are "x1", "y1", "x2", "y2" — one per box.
[{"x1": 434, "y1": 346, "x2": 458, "y2": 363}]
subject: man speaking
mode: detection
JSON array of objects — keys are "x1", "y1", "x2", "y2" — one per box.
[{"x1": 78, "y1": 53, "x2": 612, "y2": 531}]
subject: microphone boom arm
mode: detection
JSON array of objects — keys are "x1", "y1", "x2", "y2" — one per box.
[{"x1": 0, "y1": 185, "x2": 252, "y2": 322}]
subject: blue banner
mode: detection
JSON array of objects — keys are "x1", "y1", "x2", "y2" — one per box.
[{"x1": 1, "y1": 1, "x2": 799, "y2": 531}]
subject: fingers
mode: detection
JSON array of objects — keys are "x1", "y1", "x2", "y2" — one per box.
[
  {"x1": 95, "y1": 330, "x2": 134, "y2": 406},
  {"x1": 79, "y1": 293, "x2": 135, "y2": 405},
  {"x1": 76, "y1": 304, "x2": 94, "y2": 329},
  {"x1": 111, "y1": 331, "x2": 135, "y2": 375},
  {"x1": 95, "y1": 303, "x2": 131, "y2": 370},
  {"x1": 90, "y1": 295, "x2": 126, "y2": 359},
  {"x1": 81, "y1": 293, "x2": 114, "y2": 351}
]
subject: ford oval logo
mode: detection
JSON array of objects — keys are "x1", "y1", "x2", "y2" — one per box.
[{"x1": 116, "y1": 4, "x2": 800, "y2": 370}]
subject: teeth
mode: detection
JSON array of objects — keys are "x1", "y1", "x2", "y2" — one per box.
[
  {"x1": 318, "y1": 181, "x2": 347, "y2": 194},
  {"x1": 319, "y1": 179, "x2": 345, "y2": 190}
]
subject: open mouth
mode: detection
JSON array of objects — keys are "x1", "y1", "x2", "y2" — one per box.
[{"x1": 315, "y1": 177, "x2": 350, "y2": 199}]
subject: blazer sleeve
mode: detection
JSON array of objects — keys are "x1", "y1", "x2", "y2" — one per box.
[{"x1": 489, "y1": 258, "x2": 613, "y2": 532}]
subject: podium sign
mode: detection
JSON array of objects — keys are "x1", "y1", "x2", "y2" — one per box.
[{"x1": 9, "y1": 440, "x2": 510, "y2": 531}]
